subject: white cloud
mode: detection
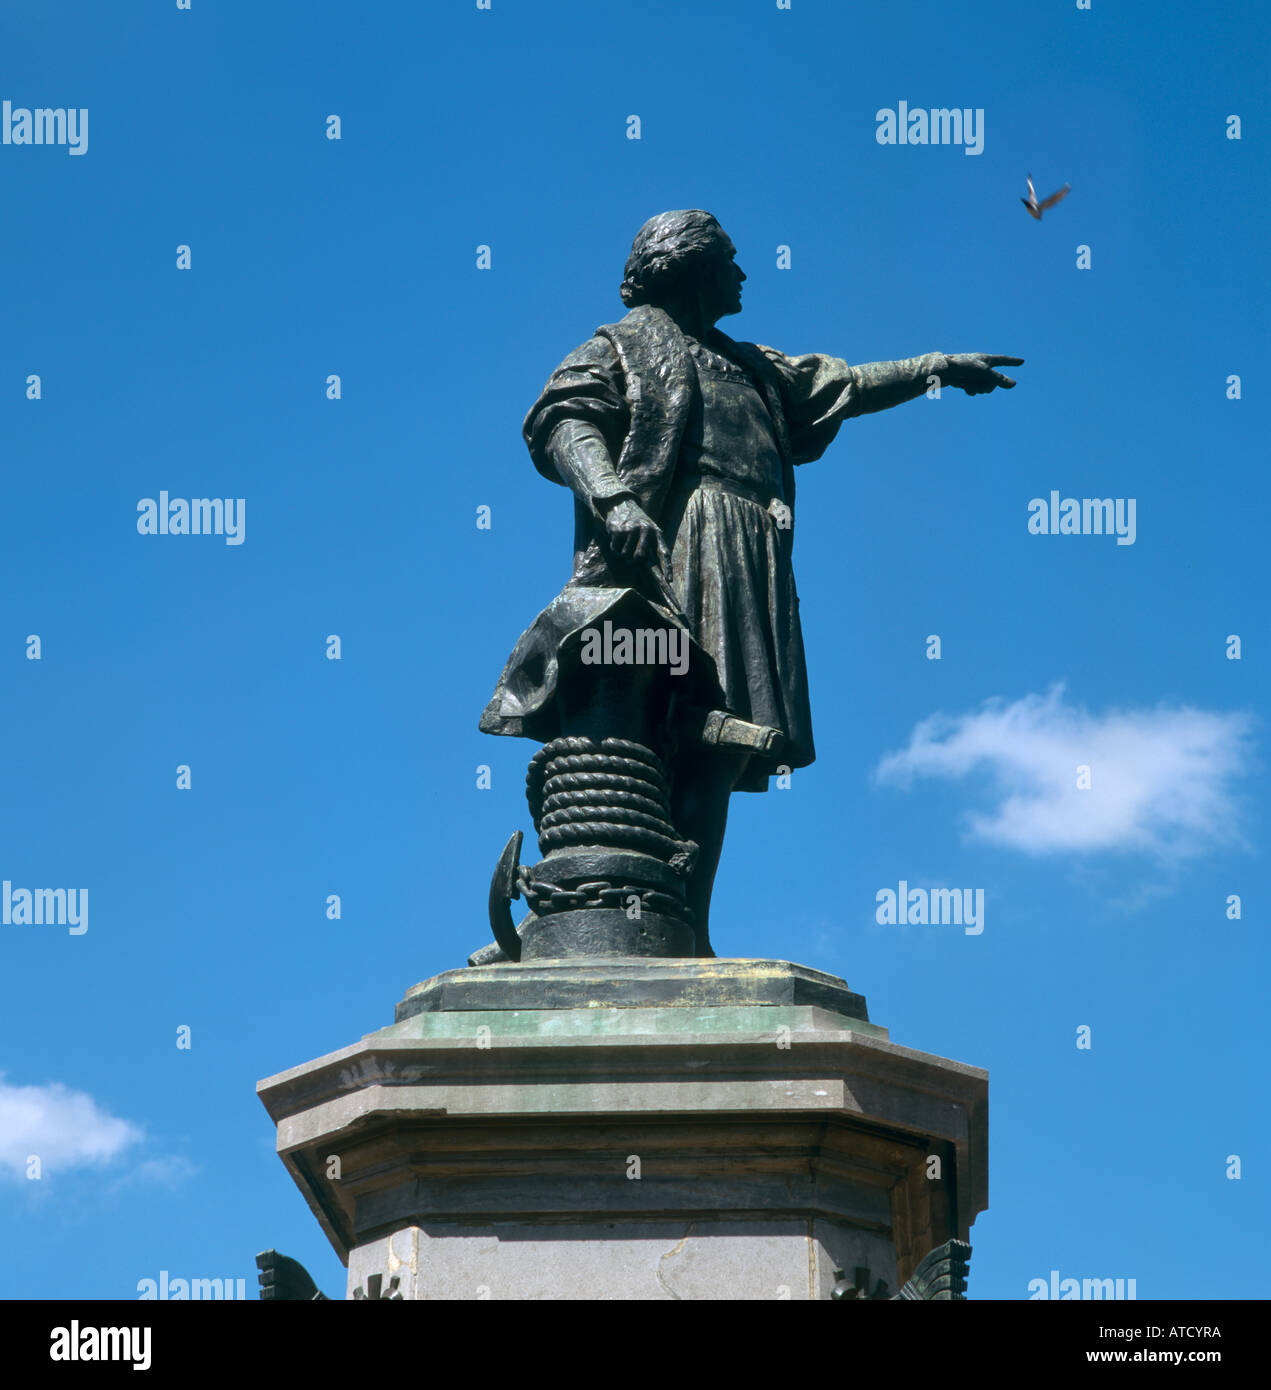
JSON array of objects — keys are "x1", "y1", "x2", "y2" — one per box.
[
  {"x1": 106, "y1": 1155, "x2": 198, "y2": 1192},
  {"x1": 874, "y1": 684, "x2": 1255, "y2": 859},
  {"x1": 0, "y1": 1075, "x2": 142, "y2": 1179}
]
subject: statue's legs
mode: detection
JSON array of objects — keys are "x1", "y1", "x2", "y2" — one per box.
[{"x1": 671, "y1": 745, "x2": 750, "y2": 957}]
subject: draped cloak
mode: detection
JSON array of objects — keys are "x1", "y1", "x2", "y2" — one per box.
[{"x1": 479, "y1": 303, "x2": 873, "y2": 792}]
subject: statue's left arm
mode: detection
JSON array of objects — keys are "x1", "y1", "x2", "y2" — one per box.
[{"x1": 755, "y1": 346, "x2": 1023, "y2": 464}]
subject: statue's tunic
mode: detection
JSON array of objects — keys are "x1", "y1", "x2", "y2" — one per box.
[
  {"x1": 480, "y1": 304, "x2": 943, "y2": 792},
  {"x1": 665, "y1": 334, "x2": 812, "y2": 790}
]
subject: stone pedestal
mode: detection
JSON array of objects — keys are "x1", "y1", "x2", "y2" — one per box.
[{"x1": 256, "y1": 959, "x2": 987, "y2": 1300}]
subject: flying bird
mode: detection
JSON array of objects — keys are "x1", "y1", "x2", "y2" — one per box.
[{"x1": 1021, "y1": 174, "x2": 1071, "y2": 220}]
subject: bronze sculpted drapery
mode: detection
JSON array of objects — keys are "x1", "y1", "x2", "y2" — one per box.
[{"x1": 480, "y1": 210, "x2": 1021, "y2": 959}]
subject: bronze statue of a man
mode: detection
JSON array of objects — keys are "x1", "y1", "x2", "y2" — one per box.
[{"x1": 482, "y1": 210, "x2": 1021, "y2": 957}]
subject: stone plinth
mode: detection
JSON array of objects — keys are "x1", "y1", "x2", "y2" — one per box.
[{"x1": 256, "y1": 959, "x2": 987, "y2": 1300}]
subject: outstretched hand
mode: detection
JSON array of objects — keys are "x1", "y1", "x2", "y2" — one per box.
[{"x1": 942, "y1": 353, "x2": 1024, "y2": 395}]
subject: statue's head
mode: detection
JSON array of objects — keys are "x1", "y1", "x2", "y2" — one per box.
[{"x1": 620, "y1": 210, "x2": 745, "y2": 321}]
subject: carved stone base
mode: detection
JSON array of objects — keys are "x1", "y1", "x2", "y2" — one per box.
[
  {"x1": 256, "y1": 958, "x2": 987, "y2": 1300},
  {"x1": 397, "y1": 957, "x2": 872, "y2": 1021}
]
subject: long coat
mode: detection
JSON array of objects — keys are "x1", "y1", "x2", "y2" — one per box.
[{"x1": 479, "y1": 304, "x2": 871, "y2": 785}]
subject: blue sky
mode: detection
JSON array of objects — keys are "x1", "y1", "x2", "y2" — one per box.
[{"x1": 1, "y1": 0, "x2": 1266, "y2": 1300}]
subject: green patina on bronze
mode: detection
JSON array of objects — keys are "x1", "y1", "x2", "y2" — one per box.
[{"x1": 396, "y1": 957, "x2": 872, "y2": 1023}]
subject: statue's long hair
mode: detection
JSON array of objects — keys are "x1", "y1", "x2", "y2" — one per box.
[{"x1": 620, "y1": 210, "x2": 723, "y2": 308}]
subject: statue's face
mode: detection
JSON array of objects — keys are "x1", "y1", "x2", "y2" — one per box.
[{"x1": 698, "y1": 233, "x2": 746, "y2": 319}]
